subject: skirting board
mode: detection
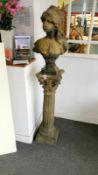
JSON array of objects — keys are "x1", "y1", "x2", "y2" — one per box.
[
  {"x1": 15, "y1": 133, "x2": 33, "y2": 144},
  {"x1": 15, "y1": 114, "x2": 42, "y2": 144},
  {"x1": 55, "y1": 111, "x2": 98, "y2": 125}
]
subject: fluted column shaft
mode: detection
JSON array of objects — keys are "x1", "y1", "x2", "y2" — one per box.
[{"x1": 43, "y1": 91, "x2": 55, "y2": 129}]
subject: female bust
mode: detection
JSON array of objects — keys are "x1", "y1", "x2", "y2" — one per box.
[{"x1": 33, "y1": 5, "x2": 67, "y2": 75}]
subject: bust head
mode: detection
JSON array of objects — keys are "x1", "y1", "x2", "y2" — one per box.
[{"x1": 41, "y1": 6, "x2": 65, "y2": 34}]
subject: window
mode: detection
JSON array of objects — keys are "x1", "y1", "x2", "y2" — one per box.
[{"x1": 62, "y1": 0, "x2": 98, "y2": 57}]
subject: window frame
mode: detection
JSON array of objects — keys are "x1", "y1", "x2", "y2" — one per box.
[{"x1": 63, "y1": 0, "x2": 98, "y2": 58}]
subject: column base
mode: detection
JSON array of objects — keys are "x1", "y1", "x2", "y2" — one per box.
[{"x1": 34, "y1": 124, "x2": 59, "y2": 145}]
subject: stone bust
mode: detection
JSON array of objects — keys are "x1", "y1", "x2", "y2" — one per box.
[{"x1": 33, "y1": 5, "x2": 67, "y2": 75}]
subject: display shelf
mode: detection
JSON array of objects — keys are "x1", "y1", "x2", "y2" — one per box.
[{"x1": 6, "y1": 58, "x2": 35, "y2": 67}]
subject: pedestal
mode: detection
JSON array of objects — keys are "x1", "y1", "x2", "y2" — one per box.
[
  {"x1": 35, "y1": 69, "x2": 64, "y2": 145},
  {"x1": 7, "y1": 60, "x2": 40, "y2": 144}
]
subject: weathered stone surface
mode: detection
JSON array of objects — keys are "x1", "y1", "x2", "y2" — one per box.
[
  {"x1": 35, "y1": 123, "x2": 59, "y2": 145},
  {"x1": 33, "y1": 6, "x2": 66, "y2": 145},
  {"x1": 35, "y1": 71, "x2": 63, "y2": 145}
]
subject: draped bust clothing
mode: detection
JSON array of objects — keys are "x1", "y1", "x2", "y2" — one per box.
[{"x1": 33, "y1": 36, "x2": 67, "y2": 58}]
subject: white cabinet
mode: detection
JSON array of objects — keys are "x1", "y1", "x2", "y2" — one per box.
[{"x1": 7, "y1": 60, "x2": 41, "y2": 143}]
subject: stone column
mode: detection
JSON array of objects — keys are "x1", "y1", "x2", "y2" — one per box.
[{"x1": 35, "y1": 69, "x2": 64, "y2": 145}]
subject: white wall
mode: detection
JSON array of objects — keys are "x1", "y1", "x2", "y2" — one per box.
[
  {"x1": 33, "y1": 0, "x2": 57, "y2": 41},
  {"x1": 0, "y1": 43, "x2": 16, "y2": 155},
  {"x1": 55, "y1": 55, "x2": 98, "y2": 124}
]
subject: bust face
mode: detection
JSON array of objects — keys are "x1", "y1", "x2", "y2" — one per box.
[{"x1": 42, "y1": 19, "x2": 54, "y2": 32}]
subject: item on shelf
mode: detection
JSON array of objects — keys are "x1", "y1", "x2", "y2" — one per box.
[
  {"x1": 13, "y1": 60, "x2": 29, "y2": 65},
  {"x1": 69, "y1": 43, "x2": 87, "y2": 53},
  {"x1": 1, "y1": 30, "x2": 14, "y2": 51},
  {"x1": 92, "y1": 35, "x2": 98, "y2": 41},
  {"x1": 14, "y1": 49, "x2": 30, "y2": 59},
  {"x1": 13, "y1": 35, "x2": 34, "y2": 64},
  {"x1": 13, "y1": 49, "x2": 30, "y2": 64},
  {"x1": 5, "y1": 48, "x2": 12, "y2": 61}
]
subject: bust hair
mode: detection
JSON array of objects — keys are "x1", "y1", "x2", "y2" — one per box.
[{"x1": 41, "y1": 6, "x2": 64, "y2": 28}]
